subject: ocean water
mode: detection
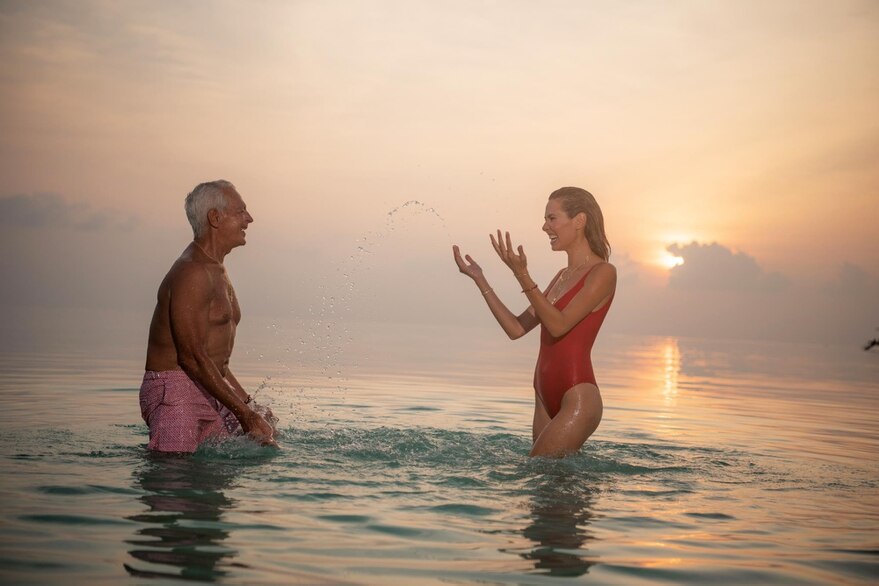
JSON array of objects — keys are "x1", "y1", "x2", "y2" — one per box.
[{"x1": 0, "y1": 319, "x2": 877, "y2": 585}]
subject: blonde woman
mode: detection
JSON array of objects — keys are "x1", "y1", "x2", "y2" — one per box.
[{"x1": 453, "y1": 187, "x2": 616, "y2": 457}]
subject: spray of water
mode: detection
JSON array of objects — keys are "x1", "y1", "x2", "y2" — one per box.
[{"x1": 251, "y1": 200, "x2": 451, "y2": 423}]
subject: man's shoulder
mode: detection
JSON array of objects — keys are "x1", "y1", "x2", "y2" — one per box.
[{"x1": 166, "y1": 256, "x2": 214, "y2": 287}]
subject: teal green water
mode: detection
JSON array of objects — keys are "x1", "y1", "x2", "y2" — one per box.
[{"x1": 0, "y1": 329, "x2": 877, "y2": 584}]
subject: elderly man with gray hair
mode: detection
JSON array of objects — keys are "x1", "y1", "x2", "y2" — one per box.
[{"x1": 139, "y1": 180, "x2": 277, "y2": 452}]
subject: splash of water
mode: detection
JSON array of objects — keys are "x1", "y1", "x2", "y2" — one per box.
[
  {"x1": 251, "y1": 201, "x2": 452, "y2": 422},
  {"x1": 384, "y1": 200, "x2": 450, "y2": 241}
]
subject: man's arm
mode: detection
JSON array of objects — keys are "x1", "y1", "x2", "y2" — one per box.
[
  {"x1": 168, "y1": 265, "x2": 277, "y2": 446},
  {"x1": 225, "y1": 368, "x2": 276, "y2": 430},
  {"x1": 223, "y1": 369, "x2": 251, "y2": 403}
]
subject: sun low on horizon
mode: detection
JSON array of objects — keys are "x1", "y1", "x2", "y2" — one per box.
[
  {"x1": 658, "y1": 249, "x2": 686, "y2": 270},
  {"x1": 647, "y1": 232, "x2": 695, "y2": 271}
]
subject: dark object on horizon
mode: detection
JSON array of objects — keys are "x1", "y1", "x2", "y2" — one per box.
[{"x1": 865, "y1": 339, "x2": 879, "y2": 351}]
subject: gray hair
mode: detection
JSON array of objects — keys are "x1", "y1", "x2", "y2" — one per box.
[{"x1": 184, "y1": 180, "x2": 235, "y2": 238}]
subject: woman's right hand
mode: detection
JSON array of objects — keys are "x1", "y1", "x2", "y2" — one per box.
[{"x1": 452, "y1": 245, "x2": 484, "y2": 281}]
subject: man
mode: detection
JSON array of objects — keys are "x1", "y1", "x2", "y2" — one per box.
[{"x1": 139, "y1": 180, "x2": 277, "y2": 452}]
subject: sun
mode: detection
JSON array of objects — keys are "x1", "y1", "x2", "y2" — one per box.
[
  {"x1": 659, "y1": 250, "x2": 684, "y2": 269},
  {"x1": 655, "y1": 232, "x2": 694, "y2": 270}
]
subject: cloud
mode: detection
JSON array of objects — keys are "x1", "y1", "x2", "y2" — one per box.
[
  {"x1": 667, "y1": 241, "x2": 787, "y2": 292},
  {"x1": 826, "y1": 262, "x2": 874, "y2": 292},
  {"x1": 610, "y1": 251, "x2": 644, "y2": 286},
  {"x1": 0, "y1": 193, "x2": 139, "y2": 231}
]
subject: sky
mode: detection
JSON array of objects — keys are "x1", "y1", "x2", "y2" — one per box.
[{"x1": 1, "y1": 0, "x2": 878, "y2": 348}]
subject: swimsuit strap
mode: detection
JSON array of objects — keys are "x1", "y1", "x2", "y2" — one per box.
[
  {"x1": 576, "y1": 262, "x2": 604, "y2": 285},
  {"x1": 556, "y1": 261, "x2": 606, "y2": 303}
]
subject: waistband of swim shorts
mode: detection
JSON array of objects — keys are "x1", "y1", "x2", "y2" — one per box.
[{"x1": 142, "y1": 370, "x2": 194, "y2": 381}]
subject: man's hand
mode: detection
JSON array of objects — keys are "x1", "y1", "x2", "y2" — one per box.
[
  {"x1": 242, "y1": 409, "x2": 280, "y2": 448},
  {"x1": 252, "y1": 402, "x2": 278, "y2": 432}
]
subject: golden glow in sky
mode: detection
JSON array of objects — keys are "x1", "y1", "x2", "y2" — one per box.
[
  {"x1": 659, "y1": 251, "x2": 685, "y2": 270},
  {"x1": 0, "y1": 0, "x2": 877, "y2": 282},
  {"x1": 0, "y1": 1, "x2": 877, "y2": 343}
]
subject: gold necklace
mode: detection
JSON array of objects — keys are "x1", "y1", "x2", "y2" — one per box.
[
  {"x1": 194, "y1": 241, "x2": 221, "y2": 264},
  {"x1": 549, "y1": 257, "x2": 590, "y2": 303}
]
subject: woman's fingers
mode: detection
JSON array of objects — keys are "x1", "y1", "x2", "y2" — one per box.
[
  {"x1": 499, "y1": 229, "x2": 511, "y2": 259},
  {"x1": 491, "y1": 229, "x2": 527, "y2": 267},
  {"x1": 452, "y1": 245, "x2": 465, "y2": 268},
  {"x1": 453, "y1": 245, "x2": 473, "y2": 273},
  {"x1": 452, "y1": 244, "x2": 485, "y2": 279},
  {"x1": 490, "y1": 232, "x2": 502, "y2": 257}
]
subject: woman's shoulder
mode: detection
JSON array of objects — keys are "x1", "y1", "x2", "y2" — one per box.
[
  {"x1": 586, "y1": 261, "x2": 617, "y2": 285},
  {"x1": 592, "y1": 260, "x2": 616, "y2": 275}
]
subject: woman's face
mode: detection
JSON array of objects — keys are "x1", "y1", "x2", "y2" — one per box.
[{"x1": 542, "y1": 198, "x2": 580, "y2": 251}]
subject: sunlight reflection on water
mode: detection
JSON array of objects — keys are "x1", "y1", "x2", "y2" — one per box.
[{"x1": 0, "y1": 326, "x2": 877, "y2": 584}]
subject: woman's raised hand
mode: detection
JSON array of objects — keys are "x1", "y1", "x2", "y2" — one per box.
[
  {"x1": 490, "y1": 230, "x2": 528, "y2": 275},
  {"x1": 452, "y1": 245, "x2": 485, "y2": 281}
]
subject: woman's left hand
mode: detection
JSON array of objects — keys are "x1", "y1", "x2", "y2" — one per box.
[{"x1": 490, "y1": 230, "x2": 528, "y2": 275}]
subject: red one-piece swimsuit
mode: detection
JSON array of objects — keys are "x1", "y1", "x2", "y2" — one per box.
[{"x1": 533, "y1": 263, "x2": 613, "y2": 418}]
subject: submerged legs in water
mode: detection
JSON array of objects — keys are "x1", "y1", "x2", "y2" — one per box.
[{"x1": 531, "y1": 383, "x2": 603, "y2": 458}]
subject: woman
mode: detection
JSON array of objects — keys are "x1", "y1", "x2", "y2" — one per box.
[{"x1": 453, "y1": 187, "x2": 616, "y2": 457}]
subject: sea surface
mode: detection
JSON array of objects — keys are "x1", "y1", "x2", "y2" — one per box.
[{"x1": 0, "y1": 318, "x2": 877, "y2": 585}]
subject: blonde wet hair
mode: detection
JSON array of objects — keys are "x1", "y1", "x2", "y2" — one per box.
[{"x1": 549, "y1": 186, "x2": 610, "y2": 260}]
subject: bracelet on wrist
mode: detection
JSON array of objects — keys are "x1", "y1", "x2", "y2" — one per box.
[
  {"x1": 480, "y1": 287, "x2": 493, "y2": 296},
  {"x1": 521, "y1": 283, "x2": 539, "y2": 293}
]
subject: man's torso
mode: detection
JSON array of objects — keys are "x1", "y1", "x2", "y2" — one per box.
[{"x1": 144, "y1": 254, "x2": 240, "y2": 375}]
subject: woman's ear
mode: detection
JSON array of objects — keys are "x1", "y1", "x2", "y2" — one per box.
[{"x1": 576, "y1": 211, "x2": 588, "y2": 231}]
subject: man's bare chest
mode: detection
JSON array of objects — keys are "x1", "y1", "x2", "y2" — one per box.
[{"x1": 207, "y1": 276, "x2": 240, "y2": 325}]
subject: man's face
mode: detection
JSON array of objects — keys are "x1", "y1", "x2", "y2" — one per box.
[{"x1": 218, "y1": 189, "x2": 254, "y2": 248}]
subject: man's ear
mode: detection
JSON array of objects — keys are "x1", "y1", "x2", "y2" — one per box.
[{"x1": 207, "y1": 208, "x2": 222, "y2": 229}]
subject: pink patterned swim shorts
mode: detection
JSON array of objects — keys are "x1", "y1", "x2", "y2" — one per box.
[{"x1": 139, "y1": 370, "x2": 242, "y2": 453}]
